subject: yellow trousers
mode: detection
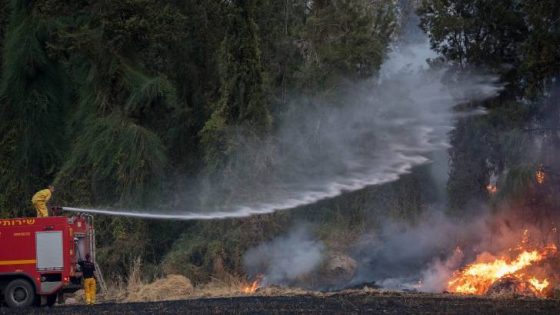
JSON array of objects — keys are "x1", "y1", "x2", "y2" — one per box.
[
  {"x1": 84, "y1": 278, "x2": 96, "y2": 305},
  {"x1": 33, "y1": 202, "x2": 49, "y2": 217}
]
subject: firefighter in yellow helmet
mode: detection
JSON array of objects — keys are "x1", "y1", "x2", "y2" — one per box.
[
  {"x1": 31, "y1": 185, "x2": 55, "y2": 217},
  {"x1": 78, "y1": 253, "x2": 97, "y2": 305}
]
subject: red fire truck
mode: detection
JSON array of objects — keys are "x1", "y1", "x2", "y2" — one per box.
[{"x1": 0, "y1": 213, "x2": 97, "y2": 308}]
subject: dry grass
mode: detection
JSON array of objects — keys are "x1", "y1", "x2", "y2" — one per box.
[
  {"x1": 83, "y1": 258, "x2": 560, "y2": 305},
  {"x1": 102, "y1": 259, "x2": 313, "y2": 303},
  {"x1": 126, "y1": 274, "x2": 194, "y2": 302},
  {"x1": 101, "y1": 258, "x2": 194, "y2": 302},
  {"x1": 192, "y1": 275, "x2": 248, "y2": 297},
  {"x1": 191, "y1": 274, "x2": 315, "y2": 298},
  {"x1": 63, "y1": 257, "x2": 559, "y2": 307},
  {"x1": 100, "y1": 257, "x2": 142, "y2": 302},
  {"x1": 98, "y1": 258, "x2": 554, "y2": 304},
  {"x1": 87, "y1": 267, "x2": 560, "y2": 306}
]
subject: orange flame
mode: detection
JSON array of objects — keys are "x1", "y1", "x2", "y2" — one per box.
[
  {"x1": 447, "y1": 239, "x2": 557, "y2": 297},
  {"x1": 241, "y1": 280, "x2": 260, "y2": 294},
  {"x1": 486, "y1": 184, "x2": 497, "y2": 194},
  {"x1": 536, "y1": 169, "x2": 545, "y2": 184},
  {"x1": 241, "y1": 274, "x2": 263, "y2": 294},
  {"x1": 528, "y1": 277, "x2": 549, "y2": 293}
]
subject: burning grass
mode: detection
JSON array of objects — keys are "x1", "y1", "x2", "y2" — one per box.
[
  {"x1": 193, "y1": 275, "x2": 258, "y2": 297},
  {"x1": 447, "y1": 230, "x2": 559, "y2": 298},
  {"x1": 95, "y1": 224, "x2": 560, "y2": 306},
  {"x1": 191, "y1": 273, "x2": 309, "y2": 297},
  {"x1": 240, "y1": 274, "x2": 263, "y2": 294},
  {"x1": 100, "y1": 263, "x2": 306, "y2": 303}
]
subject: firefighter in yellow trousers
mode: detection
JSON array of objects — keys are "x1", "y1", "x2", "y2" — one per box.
[
  {"x1": 84, "y1": 278, "x2": 96, "y2": 305},
  {"x1": 31, "y1": 185, "x2": 55, "y2": 217},
  {"x1": 78, "y1": 254, "x2": 97, "y2": 305}
]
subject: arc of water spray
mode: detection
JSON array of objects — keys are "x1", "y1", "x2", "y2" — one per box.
[
  {"x1": 62, "y1": 156, "x2": 425, "y2": 220},
  {"x1": 61, "y1": 38, "x2": 501, "y2": 221}
]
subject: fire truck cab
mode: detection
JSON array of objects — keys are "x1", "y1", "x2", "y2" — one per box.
[{"x1": 0, "y1": 214, "x2": 96, "y2": 308}]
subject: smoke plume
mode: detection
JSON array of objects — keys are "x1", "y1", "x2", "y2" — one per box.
[
  {"x1": 347, "y1": 210, "x2": 482, "y2": 291},
  {"x1": 345, "y1": 206, "x2": 560, "y2": 293},
  {"x1": 243, "y1": 225, "x2": 325, "y2": 286}
]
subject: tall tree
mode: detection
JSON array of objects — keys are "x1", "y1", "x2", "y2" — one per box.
[
  {"x1": 0, "y1": 0, "x2": 69, "y2": 217},
  {"x1": 299, "y1": 0, "x2": 395, "y2": 92},
  {"x1": 53, "y1": 0, "x2": 182, "y2": 207},
  {"x1": 201, "y1": 0, "x2": 272, "y2": 172}
]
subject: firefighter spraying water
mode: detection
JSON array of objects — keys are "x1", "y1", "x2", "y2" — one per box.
[{"x1": 31, "y1": 185, "x2": 55, "y2": 218}]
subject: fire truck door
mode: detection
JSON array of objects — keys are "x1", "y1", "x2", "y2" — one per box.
[{"x1": 36, "y1": 231, "x2": 64, "y2": 270}]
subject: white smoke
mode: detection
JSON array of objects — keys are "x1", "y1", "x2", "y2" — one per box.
[
  {"x1": 243, "y1": 225, "x2": 325, "y2": 286},
  {"x1": 420, "y1": 246, "x2": 465, "y2": 292},
  {"x1": 349, "y1": 210, "x2": 487, "y2": 292},
  {"x1": 348, "y1": 205, "x2": 560, "y2": 293}
]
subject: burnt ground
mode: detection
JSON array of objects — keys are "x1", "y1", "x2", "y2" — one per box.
[{"x1": 1, "y1": 292, "x2": 560, "y2": 314}]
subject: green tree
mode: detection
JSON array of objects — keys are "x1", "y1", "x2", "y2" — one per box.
[
  {"x1": 201, "y1": 0, "x2": 272, "y2": 172},
  {"x1": 519, "y1": 1, "x2": 560, "y2": 95},
  {"x1": 298, "y1": 0, "x2": 395, "y2": 92},
  {"x1": 166, "y1": 0, "x2": 226, "y2": 171},
  {"x1": 0, "y1": 0, "x2": 70, "y2": 217},
  {"x1": 53, "y1": 0, "x2": 182, "y2": 206},
  {"x1": 419, "y1": 0, "x2": 560, "y2": 95},
  {"x1": 48, "y1": 0, "x2": 187, "y2": 278}
]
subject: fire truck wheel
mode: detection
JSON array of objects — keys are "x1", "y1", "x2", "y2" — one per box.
[{"x1": 4, "y1": 279, "x2": 36, "y2": 308}]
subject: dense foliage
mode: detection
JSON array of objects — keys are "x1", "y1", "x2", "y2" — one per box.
[{"x1": 419, "y1": 0, "x2": 560, "y2": 217}]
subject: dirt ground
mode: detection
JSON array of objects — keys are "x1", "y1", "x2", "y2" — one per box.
[{"x1": 2, "y1": 291, "x2": 560, "y2": 314}]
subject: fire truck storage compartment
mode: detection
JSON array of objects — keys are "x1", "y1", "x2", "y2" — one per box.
[
  {"x1": 36, "y1": 231, "x2": 64, "y2": 270},
  {"x1": 75, "y1": 235, "x2": 89, "y2": 260}
]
